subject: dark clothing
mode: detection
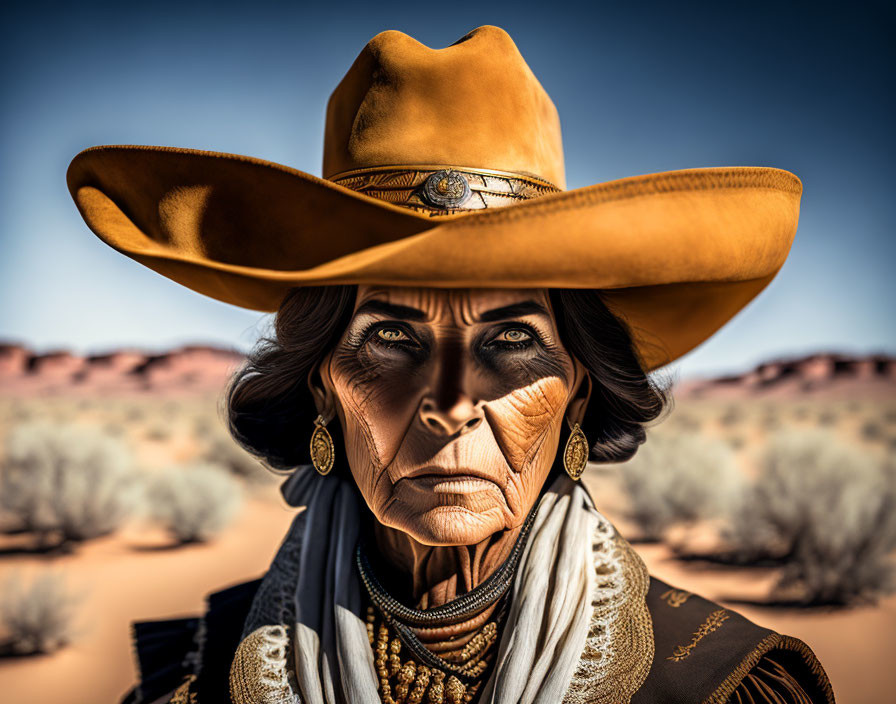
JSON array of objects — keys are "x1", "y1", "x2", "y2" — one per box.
[
  {"x1": 122, "y1": 576, "x2": 834, "y2": 704},
  {"x1": 632, "y1": 578, "x2": 833, "y2": 704}
]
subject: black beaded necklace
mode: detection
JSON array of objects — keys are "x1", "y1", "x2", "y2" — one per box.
[{"x1": 356, "y1": 502, "x2": 539, "y2": 626}]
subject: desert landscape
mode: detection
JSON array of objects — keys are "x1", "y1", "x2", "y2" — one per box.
[{"x1": 0, "y1": 344, "x2": 893, "y2": 703}]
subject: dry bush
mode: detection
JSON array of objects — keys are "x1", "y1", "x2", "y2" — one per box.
[
  {"x1": 147, "y1": 463, "x2": 243, "y2": 543},
  {"x1": 666, "y1": 410, "x2": 703, "y2": 432},
  {"x1": 0, "y1": 422, "x2": 140, "y2": 542},
  {"x1": 719, "y1": 405, "x2": 745, "y2": 427},
  {"x1": 727, "y1": 431, "x2": 896, "y2": 605},
  {"x1": 816, "y1": 408, "x2": 839, "y2": 426},
  {"x1": 758, "y1": 411, "x2": 782, "y2": 432},
  {"x1": 145, "y1": 422, "x2": 173, "y2": 442},
  {"x1": 8, "y1": 402, "x2": 33, "y2": 423},
  {"x1": 0, "y1": 572, "x2": 81, "y2": 655},
  {"x1": 103, "y1": 421, "x2": 126, "y2": 437},
  {"x1": 860, "y1": 420, "x2": 884, "y2": 442},
  {"x1": 192, "y1": 414, "x2": 218, "y2": 439},
  {"x1": 124, "y1": 405, "x2": 145, "y2": 423},
  {"x1": 620, "y1": 431, "x2": 742, "y2": 541},
  {"x1": 726, "y1": 434, "x2": 747, "y2": 451},
  {"x1": 201, "y1": 430, "x2": 272, "y2": 484},
  {"x1": 161, "y1": 400, "x2": 184, "y2": 417},
  {"x1": 791, "y1": 404, "x2": 811, "y2": 421}
]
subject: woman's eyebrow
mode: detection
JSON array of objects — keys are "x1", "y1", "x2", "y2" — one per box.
[
  {"x1": 354, "y1": 299, "x2": 428, "y2": 321},
  {"x1": 477, "y1": 300, "x2": 550, "y2": 322}
]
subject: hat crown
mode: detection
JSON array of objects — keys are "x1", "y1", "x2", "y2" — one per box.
[{"x1": 323, "y1": 25, "x2": 566, "y2": 188}]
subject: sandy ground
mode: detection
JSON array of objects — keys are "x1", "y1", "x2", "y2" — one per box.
[
  {"x1": 0, "y1": 495, "x2": 296, "y2": 704},
  {"x1": 0, "y1": 470, "x2": 892, "y2": 703}
]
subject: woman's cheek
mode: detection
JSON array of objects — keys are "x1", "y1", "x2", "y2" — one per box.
[
  {"x1": 485, "y1": 376, "x2": 569, "y2": 472},
  {"x1": 333, "y1": 366, "x2": 418, "y2": 495}
]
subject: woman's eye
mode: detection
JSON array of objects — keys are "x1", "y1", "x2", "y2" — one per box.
[
  {"x1": 375, "y1": 327, "x2": 411, "y2": 343},
  {"x1": 493, "y1": 328, "x2": 532, "y2": 344}
]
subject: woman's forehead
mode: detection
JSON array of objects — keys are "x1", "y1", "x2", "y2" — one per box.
[{"x1": 352, "y1": 286, "x2": 554, "y2": 323}]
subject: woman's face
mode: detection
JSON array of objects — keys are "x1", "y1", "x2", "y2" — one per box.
[{"x1": 316, "y1": 287, "x2": 588, "y2": 546}]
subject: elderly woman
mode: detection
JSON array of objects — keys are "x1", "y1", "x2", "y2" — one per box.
[{"x1": 68, "y1": 25, "x2": 833, "y2": 704}]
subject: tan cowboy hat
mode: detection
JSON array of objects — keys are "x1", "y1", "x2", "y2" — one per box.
[{"x1": 66, "y1": 25, "x2": 801, "y2": 371}]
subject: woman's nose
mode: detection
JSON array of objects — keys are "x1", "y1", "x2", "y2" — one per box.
[{"x1": 418, "y1": 396, "x2": 483, "y2": 437}]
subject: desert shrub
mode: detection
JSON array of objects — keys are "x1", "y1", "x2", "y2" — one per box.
[
  {"x1": 727, "y1": 431, "x2": 896, "y2": 605},
  {"x1": 860, "y1": 420, "x2": 884, "y2": 442},
  {"x1": 726, "y1": 434, "x2": 746, "y2": 451},
  {"x1": 666, "y1": 411, "x2": 702, "y2": 432},
  {"x1": 201, "y1": 431, "x2": 272, "y2": 484},
  {"x1": 620, "y1": 431, "x2": 742, "y2": 541},
  {"x1": 0, "y1": 572, "x2": 80, "y2": 655},
  {"x1": 161, "y1": 400, "x2": 183, "y2": 416},
  {"x1": 147, "y1": 463, "x2": 243, "y2": 543},
  {"x1": 791, "y1": 404, "x2": 811, "y2": 421},
  {"x1": 816, "y1": 408, "x2": 839, "y2": 426},
  {"x1": 192, "y1": 414, "x2": 218, "y2": 439},
  {"x1": 718, "y1": 405, "x2": 745, "y2": 427},
  {"x1": 0, "y1": 423, "x2": 139, "y2": 542},
  {"x1": 758, "y1": 412, "x2": 781, "y2": 432},
  {"x1": 103, "y1": 421, "x2": 126, "y2": 437},
  {"x1": 144, "y1": 422, "x2": 172, "y2": 441},
  {"x1": 8, "y1": 402, "x2": 33, "y2": 423},
  {"x1": 0, "y1": 428, "x2": 56, "y2": 534},
  {"x1": 124, "y1": 405, "x2": 145, "y2": 423}
]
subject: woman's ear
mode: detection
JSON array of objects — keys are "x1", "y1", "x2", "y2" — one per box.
[
  {"x1": 307, "y1": 351, "x2": 338, "y2": 422},
  {"x1": 565, "y1": 359, "x2": 592, "y2": 428}
]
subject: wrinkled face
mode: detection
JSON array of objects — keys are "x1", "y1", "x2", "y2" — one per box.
[{"x1": 316, "y1": 287, "x2": 587, "y2": 546}]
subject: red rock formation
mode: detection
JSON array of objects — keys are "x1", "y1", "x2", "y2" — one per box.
[
  {"x1": 0, "y1": 344, "x2": 29, "y2": 376},
  {"x1": 0, "y1": 343, "x2": 244, "y2": 396},
  {"x1": 679, "y1": 353, "x2": 896, "y2": 400}
]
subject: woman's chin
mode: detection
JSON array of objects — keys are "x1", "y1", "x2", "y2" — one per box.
[{"x1": 384, "y1": 501, "x2": 508, "y2": 546}]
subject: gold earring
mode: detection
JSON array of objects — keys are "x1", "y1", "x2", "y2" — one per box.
[
  {"x1": 310, "y1": 415, "x2": 335, "y2": 476},
  {"x1": 563, "y1": 422, "x2": 589, "y2": 481}
]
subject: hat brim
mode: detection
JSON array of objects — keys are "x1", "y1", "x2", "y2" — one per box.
[{"x1": 67, "y1": 145, "x2": 801, "y2": 371}]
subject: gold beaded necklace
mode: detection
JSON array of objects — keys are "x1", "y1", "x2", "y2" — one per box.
[{"x1": 365, "y1": 601, "x2": 500, "y2": 704}]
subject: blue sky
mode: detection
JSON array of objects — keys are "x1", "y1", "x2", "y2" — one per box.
[{"x1": 1, "y1": 1, "x2": 893, "y2": 377}]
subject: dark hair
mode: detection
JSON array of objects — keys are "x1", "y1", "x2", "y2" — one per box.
[
  {"x1": 227, "y1": 286, "x2": 668, "y2": 471},
  {"x1": 548, "y1": 289, "x2": 668, "y2": 462}
]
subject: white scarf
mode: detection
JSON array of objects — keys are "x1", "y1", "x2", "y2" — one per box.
[{"x1": 230, "y1": 468, "x2": 653, "y2": 704}]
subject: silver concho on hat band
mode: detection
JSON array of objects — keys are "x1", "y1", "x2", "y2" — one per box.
[{"x1": 422, "y1": 170, "x2": 471, "y2": 209}]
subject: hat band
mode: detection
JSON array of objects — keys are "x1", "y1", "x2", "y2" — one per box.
[{"x1": 329, "y1": 164, "x2": 561, "y2": 214}]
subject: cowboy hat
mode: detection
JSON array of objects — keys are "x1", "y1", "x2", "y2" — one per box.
[{"x1": 66, "y1": 25, "x2": 801, "y2": 371}]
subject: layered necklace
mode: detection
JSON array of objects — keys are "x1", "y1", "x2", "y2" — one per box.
[{"x1": 356, "y1": 506, "x2": 538, "y2": 704}]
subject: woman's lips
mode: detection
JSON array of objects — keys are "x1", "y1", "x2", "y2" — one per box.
[{"x1": 403, "y1": 473, "x2": 501, "y2": 495}]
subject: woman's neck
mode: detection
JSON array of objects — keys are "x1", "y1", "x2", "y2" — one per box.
[
  {"x1": 370, "y1": 520, "x2": 524, "y2": 657},
  {"x1": 371, "y1": 520, "x2": 524, "y2": 608}
]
